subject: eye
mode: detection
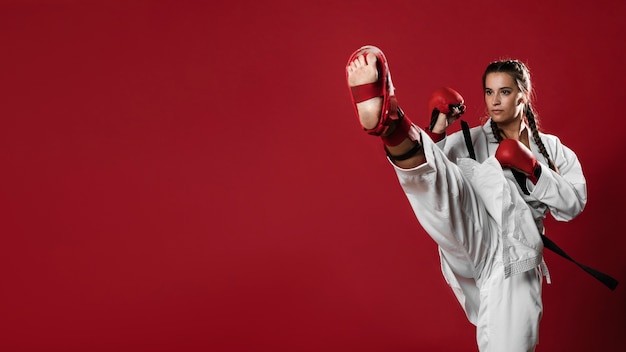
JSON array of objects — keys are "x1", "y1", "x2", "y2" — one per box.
[
  {"x1": 485, "y1": 89, "x2": 493, "y2": 96},
  {"x1": 501, "y1": 90, "x2": 511, "y2": 95}
]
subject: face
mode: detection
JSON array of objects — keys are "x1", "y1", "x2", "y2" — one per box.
[{"x1": 484, "y1": 72, "x2": 526, "y2": 126}]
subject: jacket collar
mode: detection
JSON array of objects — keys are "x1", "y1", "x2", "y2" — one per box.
[{"x1": 482, "y1": 118, "x2": 530, "y2": 144}]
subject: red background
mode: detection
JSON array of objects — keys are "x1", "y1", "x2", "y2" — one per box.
[{"x1": 1, "y1": 0, "x2": 625, "y2": 351}]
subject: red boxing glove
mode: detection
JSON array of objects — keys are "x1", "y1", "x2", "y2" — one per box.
[
  {"x1": 495, "y1": 139, "x2": 541, "y2": 184},
  {"x1": 427, "y1": 87, "x2": 466, "y2": 132}
]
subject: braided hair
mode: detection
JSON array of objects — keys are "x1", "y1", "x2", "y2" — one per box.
[{"x1": 483, "y1": 60, "x2": 558, "y2": 172}]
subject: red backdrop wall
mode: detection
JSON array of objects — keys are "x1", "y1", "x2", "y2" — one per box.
[{"x1": 1, "y1": 0, "x2": 625, "y2": 351}]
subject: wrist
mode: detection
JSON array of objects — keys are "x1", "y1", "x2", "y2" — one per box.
[{"x1": 425, "y1": 129, "x2": 445, "y2": 143}]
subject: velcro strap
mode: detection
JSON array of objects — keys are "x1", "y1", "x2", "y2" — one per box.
[
  {"x1": 381, "y1": 106, "x2": 411, "y2": 146},
  {"x1": 351, "y1": 81, "x2": 383, "y2": 103},
  {"x1": 386, "y1": 138, "x2": 421, "y2": 160}
]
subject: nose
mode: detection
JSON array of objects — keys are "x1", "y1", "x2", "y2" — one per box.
[{"x1": 491, "y1": 93, "x2": 501, "y2": 106}]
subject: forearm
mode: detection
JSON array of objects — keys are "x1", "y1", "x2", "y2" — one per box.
[{"x1": 530, "y1": 164, "x2": 587, "y2": 221}]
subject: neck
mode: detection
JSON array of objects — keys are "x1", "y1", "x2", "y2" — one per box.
[{"x1": 496, "y1": 118, "x2": 524, "y2": 140}]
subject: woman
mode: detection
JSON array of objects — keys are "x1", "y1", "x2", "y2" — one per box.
[{"x1": 345, "y1": 45, "x2": 587, "y2": 351}]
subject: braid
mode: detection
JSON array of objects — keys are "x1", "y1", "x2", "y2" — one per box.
[
  {"x1": 525, "y1": 104, "x2": 557, "y2": 172},
  {"x1": 490, "y1": 119, "x2": 504, "y2": 142}
]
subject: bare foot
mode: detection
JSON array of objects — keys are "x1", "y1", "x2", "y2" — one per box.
[{"x1": 347, "y1": 52, "x2": 383, "y2": 130}]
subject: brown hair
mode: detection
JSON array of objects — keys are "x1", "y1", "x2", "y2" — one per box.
[{"x1": 482, "y1": 59, "x2": 557, "y2": 172}]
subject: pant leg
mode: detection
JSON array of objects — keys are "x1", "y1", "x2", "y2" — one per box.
[
  {"x1": 392, "y1": 130, "x2": 499, "y2": 281},
  {"x1": 477, "y1": 264, "x2": 543, "y2": 352}
]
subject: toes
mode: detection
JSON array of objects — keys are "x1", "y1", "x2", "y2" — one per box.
[
  {"x1": 347, "y1": 54, "x2": 364, "y2": 73},
  {"x1": 346, "y1": 50, "x2": 381, "y2": 87},
  {"x1": 351, "y1": 59, "x2": 359, "y2": 70},
  {"x1": 365, "y1": 52, "x2": 377, "y2": 66},
  {"x1": 355, "y1": 54, "x2": 366, "y2": 67},
  {"x1": 348, "y1": 52, "x2": 375, "y2": 72}
]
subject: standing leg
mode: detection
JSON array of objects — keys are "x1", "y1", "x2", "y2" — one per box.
[{"x1": 477, "y1": 266, "x2": 543, "y2": 352}]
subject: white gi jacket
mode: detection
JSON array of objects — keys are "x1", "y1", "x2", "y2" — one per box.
[
  {"x1": 441, "y1": 119, "x2": 587, "y2": 234},
  {"x1": 391, "y1": 120, "x2": 587, "y2": 325}
]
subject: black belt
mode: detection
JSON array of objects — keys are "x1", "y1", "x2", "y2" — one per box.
[{"x1": 460, "y1": 120, "x2": 618, "y2": 290}]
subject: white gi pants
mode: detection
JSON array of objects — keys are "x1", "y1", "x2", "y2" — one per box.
[{"x1": 393, "y1": 130, "x2": 543, "y2": 352}]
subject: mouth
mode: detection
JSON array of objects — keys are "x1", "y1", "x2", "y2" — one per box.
[{"x1": 490, "y1": 109, "x2": 504, "y2": 115}]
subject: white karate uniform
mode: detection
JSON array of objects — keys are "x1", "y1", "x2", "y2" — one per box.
[{"x1": 392, "y1": 120, "x2": 587, "y2": 351}]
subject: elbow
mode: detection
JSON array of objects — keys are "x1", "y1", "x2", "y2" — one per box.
[{"x1": 552, "y1": 196, "x2": 587, "y2": 222}]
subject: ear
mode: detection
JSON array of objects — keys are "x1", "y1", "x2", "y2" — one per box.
[{"x1": 518, "y1": 93, "x2": 529, "y2": 105}]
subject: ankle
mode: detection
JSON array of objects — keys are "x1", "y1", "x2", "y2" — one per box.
[{"x1": 381, "y1": 108, "x2": 412, "y2": 146}]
